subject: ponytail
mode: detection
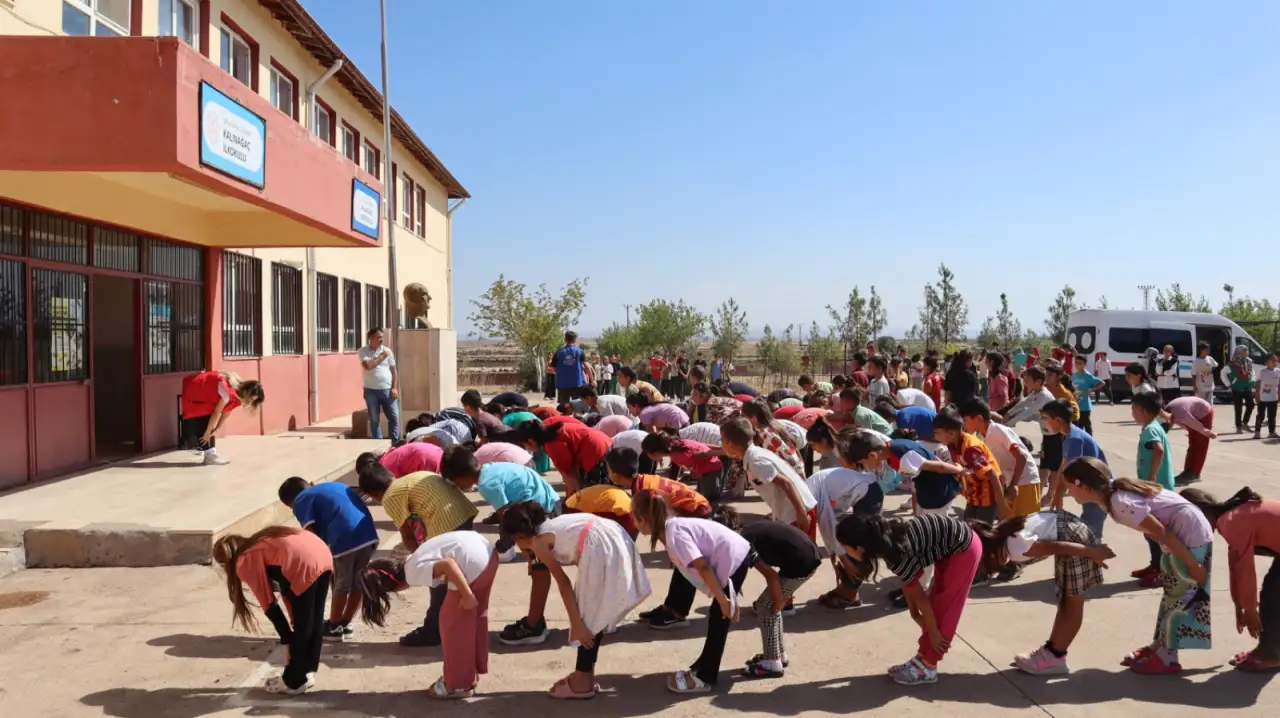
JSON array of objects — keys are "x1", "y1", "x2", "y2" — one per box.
[
  {"x1": 211, "y1": 526, "x2": 301, "y2": 632},
  {"x1": 1180, "y1": 486, "x2": 1263, "y2": 523},
  {"x1": 632, "y1": 489, "x2": 672, "y2": 551},
  {"x1": 968, "y1": 516, "x2": 1027, "y2": 569},
  {"x1": 742, "y1": 400, "x2": 798, "y2": 451},
  {"x1": 512, "y1": 419, "x2": 564, "y2": 448},
  {"x1": 359, "y1": 557, "x2": 405, "y2": 626}
]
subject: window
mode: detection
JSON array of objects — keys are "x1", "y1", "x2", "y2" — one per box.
[
  {"x1": 0, "y1": 259, "x2": 26, "y2": 386},
  {"x1": 1236, "y1": 335, "x2": 1267, "y2": 363},
  {"x1": 343, "y1": 279, "x2": 361, "y2": 351},
  {"x1": 33, "y1": 269, "x2": 88, "y2": 383},
  {"x1": 316, "y1": 273, "x2": 338, "y2": 352},
  {"x1": 144, "y1": 280, "x2": 204, "y2": 375},
  {"x1": 159, "y1": 0, "x2": 198, "y2": 47},
  {"x1": 366, "y1": 285, "x2": 385, "y2": 334},
  {"x1": 341, "y1": 123, "x2": 360, "y2": 164},
  {"x1": 401, "y1": 174, "x2": 415, "y2": 229},
  {"x1": 1065, "y1": 325, "x2": 1096, "y2": 355},
  {"x1": 1109, "y1": 327, "x2": 1193, "y2": 357},
  {"x1": 362, "y1": 140, "x2": 381, "y2": 179},
  {"x1": 62, "y1": 0, "x2": 130, "y2": 37},
  {"x1": 29, "y1": 212, "x2": 88, "y2": 265},
  {"x1": 269, "y1": 63, "x2": 297, "y2": 120},
  {"x1": 145, "y1": 237, "x2": 203, "y2": 281},
  {"x1": 414, "y1": 185, "x2": 426, "y2": 236},
  {"x1": 1, "y1": 204, "x2": 24, "y2": 257},
  {"x1": 271, "y1": 262, "x2": 303, "y2": 354},
  {"x1": 93, "y1": 227, "x2": 140, "y2": 272},
  {"x1": 312, "y1": 100, "x2": 335, "y2": 147},
  {"x1": 222, "y1": 251, "x2": 261, "y2": 357},
  {"x1": 219, "y1": 25, "x2": 253, "y2": 88}
]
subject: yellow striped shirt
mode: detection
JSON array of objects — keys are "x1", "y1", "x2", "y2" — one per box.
[{"x1": 382, "y1": 472, "x2": 478, "y2": 539}]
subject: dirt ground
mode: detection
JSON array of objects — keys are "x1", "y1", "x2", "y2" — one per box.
[{"x1": 3, "y1": 403, "x2": 1280, "y2": 718}]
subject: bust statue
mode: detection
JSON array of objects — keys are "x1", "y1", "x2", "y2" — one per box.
[{"x1": 403, "y1": 283, "x2": 432, "y2": 329}]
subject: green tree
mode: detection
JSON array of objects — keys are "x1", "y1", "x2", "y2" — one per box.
[
  {"x1": 1045, "y1": 285, "x2": 1078, "y2": 343},
  {"x1": 757, "y1": 324, "x2": 780, "y2": 384},
  {"x1": 1155, "y1": 283, "x2": 1212, "y2": 313},
  {"x1": 827, "y1": 287, "x2": 867, "y2": 360},
  {"x1": 775, "y1": 325, "x2": 802, "y2": 383},
  {"x1": 596, "y1": 322, "x2": 643, "y2": 363},
  {"x1": 1221, "y1": 297, "x2": 1280, "y2": 352},
  {"x1": 708, "y1": 298, "x2": 749, "y2": 362},
  {"x1": 875, "y1": 335, "x2": 897, "y2": 355},
  {"x1": 1096, "y1": 295, "x2": 1110, "y2": 310},
  {"x1": 634, "y1": 299, "x2": 706, "y2": 357},
  {"x1": 862, "y1": 286, "x2": 888, "y2": 343},
  {"x1": 468, "y1": 275, "x2": 588, "y2": 386},
  {"x1": 805, "y1": 321, "x2": 842, "y2": 375},
  {"x1": 934, "y1": 265, "x2": 968, "y2": 344},
  {"x1": 916, "y1": 283, "x2": 942, "y2": 349}
]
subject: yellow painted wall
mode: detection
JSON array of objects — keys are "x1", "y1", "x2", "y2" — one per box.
[{"x1": 5, "y1": 0, "x2": 460, "y2": 345}]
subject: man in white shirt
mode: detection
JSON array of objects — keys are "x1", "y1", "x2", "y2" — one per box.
[
  {"x1": 1193, "y1": 342, "x2": 1218, "y2": 404},
  {"x1": 1093, "y1": 353, "x2": 1113, "y2": 405},
  {"x1": 358, "y1": 327, "x2": 399, "y2": 442}
]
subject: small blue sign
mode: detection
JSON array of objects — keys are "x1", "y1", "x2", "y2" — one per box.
[
  {"x1": 351, "y1": 179, "x2": 381, "y2": 239},
  {"x1": 199, "y1": 82, "x2": 267, "y2": 188}
]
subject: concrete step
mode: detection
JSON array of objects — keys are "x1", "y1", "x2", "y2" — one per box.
[{"x1": 0, "y1": 547, "x2": 25, "y2": 579}]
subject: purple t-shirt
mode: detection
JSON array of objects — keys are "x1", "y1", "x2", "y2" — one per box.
[
  {"x1": 1109, "y1": 489, "x2": 1213, "y2": 548},
  {"x1": 474, "y1": 442, "x2": 533, "y2": 466},
  {"x1": 640, "y1": 403, "x2": 690, "y2": 430},
  {"x1": 665, "y1": 517, "x2": 751, "y2": 591}
]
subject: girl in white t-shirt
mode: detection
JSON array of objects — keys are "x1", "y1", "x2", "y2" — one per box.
[
  {"x1": 720, "y1": 418, "x2": 817, "y2": 538},
  {"x1": 500, "y1": 503, "x2": 651, "y2": 700},
  {"x1": 971, "y1": 512, "x2": 1113, "y2": 677},
  {"x1": 359, "y1": 531, "x2": 498, "y2": 699}
]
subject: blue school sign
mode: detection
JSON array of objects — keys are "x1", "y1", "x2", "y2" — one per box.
[
  {"x1": 199, "y1": 82, "x2": 267, "y2": 188},
  {"x1": 351, "y1": 179, "x2": 381, "y2": 239}
]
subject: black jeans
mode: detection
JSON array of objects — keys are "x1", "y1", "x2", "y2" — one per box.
[
  {"x1": 1257, "y1": 558, "x2": 1280, "y2": 659},
  {"x1": 575, "y1": 632, "x2": 605, "y2": 672},
  {"x1": 180, "y1": 414, "x2": 214, "y2": 449},
  {"x1": 1146, "y1": 536, "x2": 1162, "y2": 570},
  {"x1": 421, "y1": 517, "x2": 476, "y2": 640},
  {"x1": 665, "y1": 568, "x2": 698, "y2": 617},
  {"x1": 1257, "y1": 401, "x2": 1278, "y2": 435},
  {"x1": 1234, "y1": 390, "x2": 1255, "y2": 428},
  {"x1": 691, "y1": 552, "x2": 754, "y2": 685},
  {"x1": 267, "y1": 567, "x2": 331, "y2": 690},
  {"x1": 1075, "y1": 410, "x2": 1093, "y2": 436},
  {"x1": 695, "y1": 465, "x2": 727, "y2": 506}
]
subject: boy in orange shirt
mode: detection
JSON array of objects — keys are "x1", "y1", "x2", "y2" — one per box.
[{"x1": 931, "y1": 407, "x2": 1006, "y2": 524}]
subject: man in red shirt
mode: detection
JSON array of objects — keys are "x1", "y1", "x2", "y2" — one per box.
[{"x1": 849, "y1": 352, "x2": 870, "y2": 389}]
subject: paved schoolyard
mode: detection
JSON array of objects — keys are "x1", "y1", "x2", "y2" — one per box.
[{"x1": 1, "y1": 403, "x2": 1279, "y2": 718}]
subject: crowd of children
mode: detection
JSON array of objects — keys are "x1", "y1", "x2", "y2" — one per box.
[{"x1": 209, "y1": 334, "x2": 1280, "y2": 699}]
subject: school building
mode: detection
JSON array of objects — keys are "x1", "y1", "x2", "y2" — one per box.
[{"x1": 0, "y1": 0, "x2": 469, "y2": 487}]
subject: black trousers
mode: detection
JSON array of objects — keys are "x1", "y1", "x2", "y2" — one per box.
[
  {"x1": 575, "y1": 632, "x2": 605, "y2": 672},
  {"x1": 268, "y1": 567, "x2": 331, "y2": 690},
  {"x1": 1257, "y1": 402, "x2": 1278, "y2": 434},
  {"x1": 665, "y1": 568, "x2": 698, "y2": 617},
  {"x1": 1074, "y1": 410, "x2": 1093, "y2": 436},
  {"x1": 180, "y1": 414, "x2": 214, "y2": 449},
  {"x1": 421, "y1": 517, "x2": 476, "y2": 640},
  {"x1": 1258, "y1": 558, "x2": 1280, "y2": 659},
  {"x1": 691, "y1": 552, "x2": 754, "y2": 685},
  {"x1": 1234, "y1": 390, "x2": 1256, "y2": 427}
]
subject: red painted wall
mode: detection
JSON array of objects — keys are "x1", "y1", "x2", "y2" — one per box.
[
  {"x1": 0, "y1": 36, "x2": 382, "y2": 247},
  {"x1": 317, "y1": 353, "x2": 366, "y2": 421},
  {"x1": 0, "y1": 388, "x2": 30, "y2": 489},
  {"x1": 141, "y1": 374, "x2": 185, "y2": 453},
  {"x1": 32, "y1": 384, "x2": 91, "y2": 479}
]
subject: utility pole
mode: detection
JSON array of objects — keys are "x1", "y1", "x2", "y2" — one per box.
[
  {"x1": 1138, "y1": 285, "x2": 1155, "y2": 311},
  {"x1": 623, "y1": 304, "x2": 632, "y2": 326},
  {"x1": 379, "y1": 0, "x2": 400, "y2": 352}
]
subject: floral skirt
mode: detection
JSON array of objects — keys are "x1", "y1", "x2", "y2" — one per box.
[{"x1": 1154, "y1": 543, "x2": 1212, "y2": 650}]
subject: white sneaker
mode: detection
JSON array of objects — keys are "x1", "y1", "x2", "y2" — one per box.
[
  {"x1": 202, "y1": 452, "x2": 230, "y2": 466},
  {"x1": 265, "y1": 675, "x2": 314, "y2": 695},
  {"x1": 498, "y1": 546, "x2": 521, "y2": 564}
]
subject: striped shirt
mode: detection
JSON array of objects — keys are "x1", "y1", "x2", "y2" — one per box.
[
  {"x1": 884, "y1": 513, "x2": 973, "y2": 586},
  {"x1": 679, "y1": 422, "x2": 722, "y2": 446},
  {"x1": 382, "y1": 472, "x2": 478, "y2": 538}
]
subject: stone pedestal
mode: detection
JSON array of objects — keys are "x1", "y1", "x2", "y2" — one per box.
[{"x1": 398, "y1": 328, "x2": 457, "y2": 416}]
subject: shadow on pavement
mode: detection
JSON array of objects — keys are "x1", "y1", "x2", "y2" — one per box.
[
  {"x1": 969, "y1": 576, "x2": 1153, "y2": 604},
  {"x1": 81, "y1": 665, "x2": 1274, "y2": 718},
  {"x1": 146, "y1": 633, "x2": 440, "y2": 670}
]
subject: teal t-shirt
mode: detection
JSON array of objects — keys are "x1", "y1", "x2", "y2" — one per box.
[
  {"x1": 855, "y1": 405, "x2": 893, "y2": 435},
  {"x1": 1136, "y1": 420, "x2": 1175, "y2": 490},
  {"x1": 1072, "y1": 371, "x2": 1105, "y2": 412},
  {"x1": 476, "y1": 462, "x2": 558, "y2": 513}
]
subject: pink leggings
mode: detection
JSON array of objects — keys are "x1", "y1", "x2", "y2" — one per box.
[
  {"x1": 440, "y1": 553, "x2": 499, "y2": 690},
  {"x1": 917, "y1": 536, "x2": 982, "y2": 665}
]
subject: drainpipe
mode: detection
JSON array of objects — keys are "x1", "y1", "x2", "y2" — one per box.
[
  {"x1": 304, "y1": 59, "x2": 345, "y2": 424},
  {"x1": 446, "y1": 197, "x2": 467, "y2": 329}
]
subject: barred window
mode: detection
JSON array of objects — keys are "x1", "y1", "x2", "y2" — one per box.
[
  {"x1": 316, "y1": 272, "x2": 338, "y2": 352},
  {"x1": 29, "y1": 211, "x2": 88, "y2": 265},
  {"x1": 32, "y1": 268, "x2": 87, "y2": 383},
  {"x1": 366, "y1": 285, "x2": 385, "y2": 335},
  {"x1": 0, "y1": 259, "x2": 26, "y2": 386},
  {"x1": 0, "y1": 204, "x2": 25, "y2": 256},
  {"x1": 271, "y1": 262, "x2": 303, "y2": 355},
  {"x1": 222, "y1": 251, "x2": 261, "y2": 357},
  {"x1": 93, "y1": 226, "x2": 140, "y2": 272},
  {"x1": 145, "y1": 237, "x2": 203, "y2": 281},
  {"x1": 342, "y1": 279, "x2": 361, "y2": 351},
  {"x1": 145, "y1": 279, "x2": 204, "y2": 374}
]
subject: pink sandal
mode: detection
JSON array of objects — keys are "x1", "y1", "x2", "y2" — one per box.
[
  {"x1": 548, "y1": 677, "x2": 599, "y2": 700},
  {"x1": 1236, "y1": 654, "x2": 1280, "y2": 673},
  {"x1": 1121, "y1": 646, "x2": 1153, "y2": 666},
  {"x1": 1129, "y1": 653, "x2": 1182, "y2": 675}
]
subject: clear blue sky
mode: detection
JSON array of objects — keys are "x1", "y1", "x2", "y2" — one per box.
[{"x1": 306, "y1": 1, "x2": 1280, "y2": 338}]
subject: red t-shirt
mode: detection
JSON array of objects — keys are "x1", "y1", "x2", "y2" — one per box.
[
  {"x1": 773, "y1": 405, "x2": 804, "y2": 421},
  {"x1": 649, "y1": 358, "x2": 667, "y2": 380},
  {"x1": 543, "y1": 420, "x2": 612, "y2": 477},
  {"x1": 922, "y1": 373, "x2": 943, "y2": 409},
  {"x1": 850, "y1": 370, "x2": 869, "y2": 389}
]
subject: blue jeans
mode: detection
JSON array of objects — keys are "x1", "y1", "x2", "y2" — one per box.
[
  {"x1": 363, "y1": 388, "x2": 400, "y2": 442},
  {"x1": 1081, "y1": 502, "x2": 1107, "y2": 540}
]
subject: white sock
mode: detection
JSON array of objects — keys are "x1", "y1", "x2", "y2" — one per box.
[
  {"x1": 758, "y1": 657, "x2": 784, "y2": 671},
  {"x1": 205, "y1": 448, "x2": 217, "y2": 456}
]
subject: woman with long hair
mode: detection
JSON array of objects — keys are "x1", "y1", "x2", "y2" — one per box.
[
  {"x1": 211, "y1": 526, "x2": 332, "y2": 695},
  {"x1": 513, "y1": 416, "x2": 612, "y2": 496},
  {"x1": 180, "y1": 370, "x2": 265, "y2": 465},
  {"x1": 942, "y1": 349, "x2": 978, "y2": 407},
  {"x1": 1062, "y1": 457, "x2": 1213, "y2": 674}
]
